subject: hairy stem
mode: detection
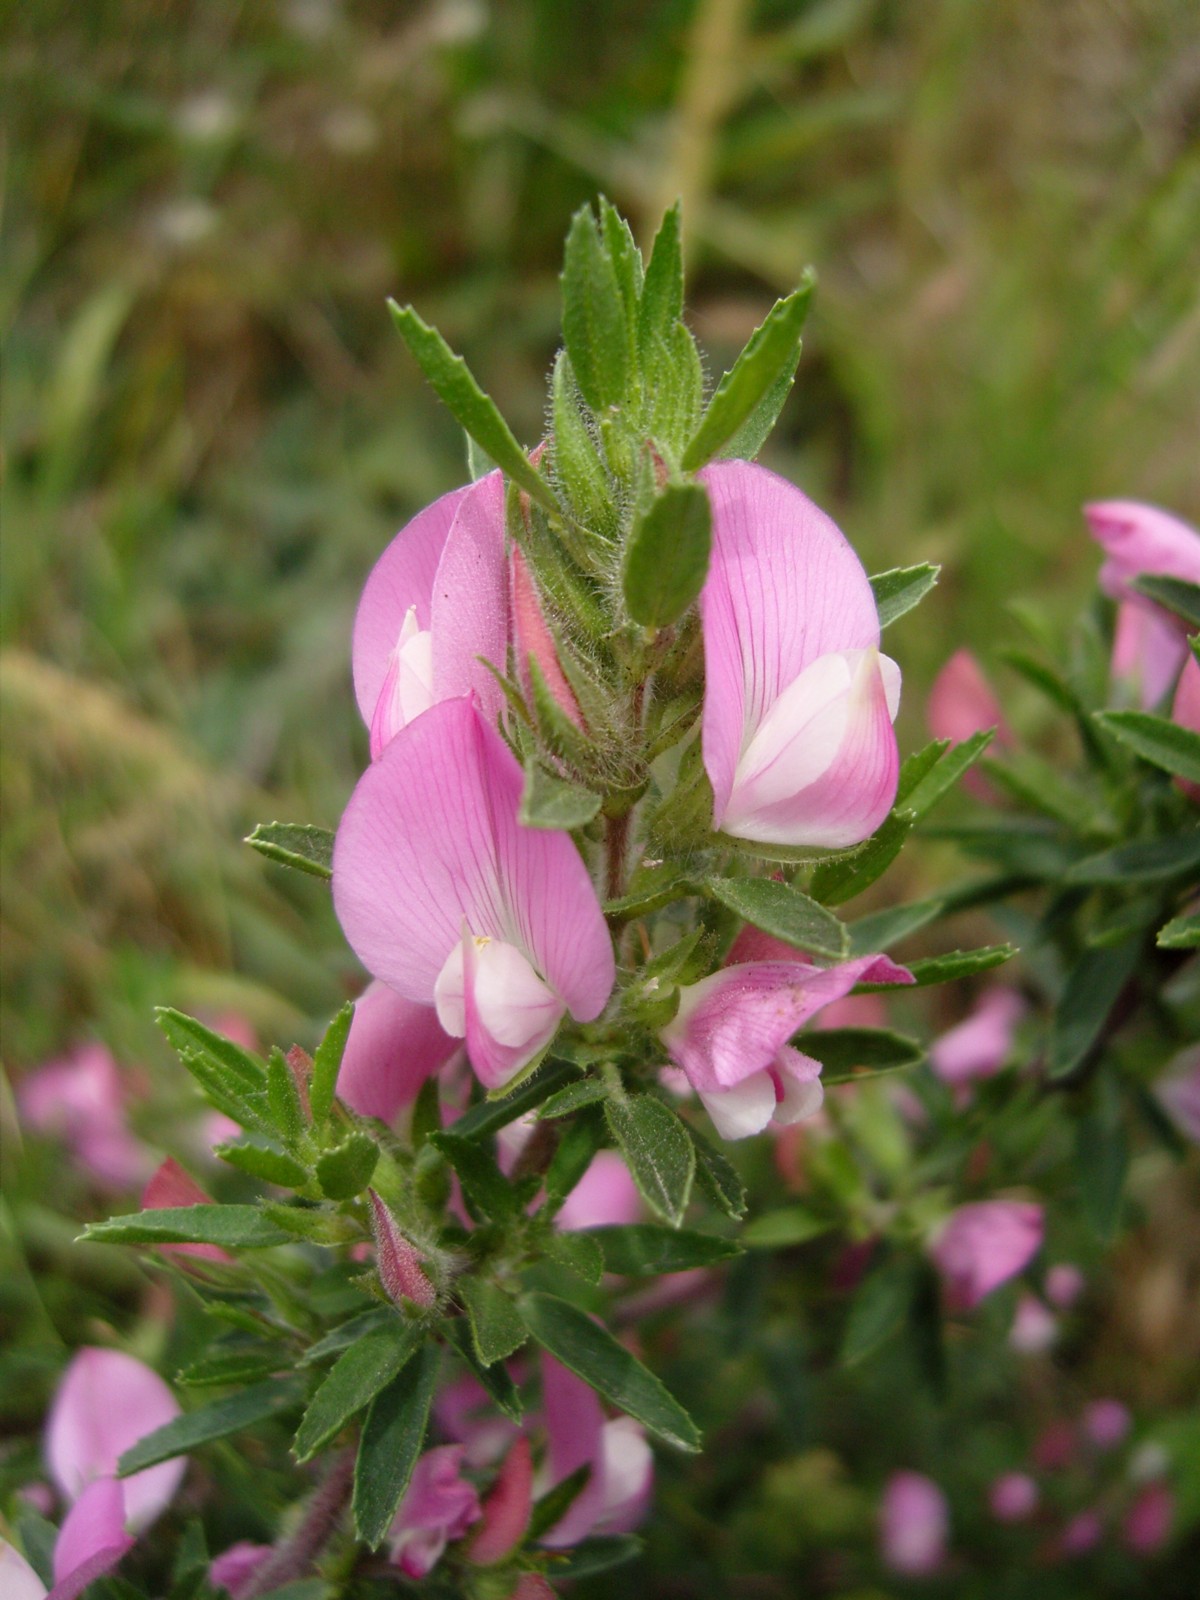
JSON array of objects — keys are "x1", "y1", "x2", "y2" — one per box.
[{"x1": 241, "y1": 1446, "x2": 356, "y2": 1598}]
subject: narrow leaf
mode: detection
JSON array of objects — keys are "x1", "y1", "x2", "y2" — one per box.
[
  {"x1": 1096, "y1": 710, "x2": 1200, "y2": 784},
  {"x1": 561, "y1": 204, "x2": 628, "y2": 411},
  {"x1": 809, "y1": 810, "x2": 913, "y2": 906},
  {"x1": 841, "y1": 1259, "x2": 912, "y2": 1366},
  {"x1": 246, "y1": 822, "x2": 333, "y2": 879},
  {"x1": 430, "y1": 1131, "x2": 518, "y2": 1221},
  {"x1": 1130, "y1": 573, "x2": 1200, "y2": 628},
  {"x1": 870, "y1": 564, "x2": 941, "y2": 629},
  {"x1": 796, "y1": 1027, "x2": 923, "y2": 1075},
  {"x1": 903, "y1": 729, "x2": 995, "y2": 818},
  {"x1": 82, "y1": 1205, "x2": 290, "y2": 1249},
  {"x1": 742, "y1": 1207, "x2": 832, "y2": 1249},
  {"x1": 1066, "y1": 833, "x2": 1200, "y2": 885},
  {"x1": 686, "y1": 1122, "x2": 747, "y2": 1219},
  {"x1": 848, "y1": 897, "x2": 945, "y2": 955},
  {"x1": 301, "y1": 1310, "x2": 394, "y2": 1368},
  {"x1": 717, "y1": 360, "x2": 797, "y2": 462},
  {"x1": 118, "y1": 1378, "x2": 303, "y2": 1475},
  {"x1": 352, "y1": 1345, "x2": 439, "y2": 1548},
  {"x1": 622, "y1": 481, "x2": 713, "y2": 629},
  {"x1": 555, "y1": 1534, "x2": 643, "y2": 1577},
  {"x1": 1158, "y1": 911, "x2": 1200, "y2": 949},
  {"x1": 293, "y1": 1328, "x2": 420, "y2": 1463},
  {"x1": 544, "y1": 1227, "x2": 605, "y2": 1286},
  {"x1": 443, "y1": 1320, "x2": 524, "y2": 1422},
  {"x1": 592, "y1": 1224, "x2": 741, "y2": 1275},
  {"x1": 310, "y1": 1003, "x2": 354, "y2": 1124},
  {"x1": 315, "y1": 1132, "x2": 379, "y2": 1201},
  {"x1": 1049, "y1": 935, "x2": 1143, "y2": 1080},
  {"x1": 214, "y1": 1141, "x2": 308, "y2": 1190},
  {"x1": 520, "y1": 761, "x2": 602, "y2": 829},
  {"x1": 703, "y1": 876, "x2": 848, "y2": 959},
  {"x1": 637, "y1": 202, "x2": 683, "y2": 361},
  {"x1": 537, "y1": 1078, "x2": 610, "y2": 1119},
  {"x1": 450, "y1": 1059, "x2": 579, "y2": 1140},
  {"x1": 156, "y1": 1009, "x2": 265, "y2": 1092},
  {"x1": 459, "y1": 1278, "x2": 528, "y2": 1367},
  {"x1": 857, "y1": 944, "x2": 1016, "y2": 989},
  {"x1": 606, "y1": 1094, "x2": 695, "y2": 1228},
  {"x1": 543, "y1": 1113, "x2": 606, "y2": 1209}
]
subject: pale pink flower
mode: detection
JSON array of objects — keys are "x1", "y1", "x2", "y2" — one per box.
[
  {"x1": 879, "y1": 1470, "x2": 948, "y2": 1576},
  {"x1": 336, "y1": 979, "x2": 460, "y2": 1124},
  {"x1": 389, "y1": 1445, "x2": 482, "y2": 1579},
  {"x1": 1083, "y1": 1399, "x2": 1131, "y2": 1450},
  {"x1": 1009, "y1": 1292, "x2": 1058, "y2": 1353},
  {"x1": 538, "y1": 1359, "x2": 653, "y2": 1549},
  {"x1": 660, "y1": 953, "x2": 912, "y2": 1140},
  {"x1": 930, "y1": 988, "x2": 1025, "y2": 1090},
  {"x1": 989, "y1": 1471, "x2": 1038, "y2": 1522},
  {"x1": 554, "y1": 1151, "x2": 642, "y2": 1232},
  {"x1": 1155, "y1": 1046, "x2": 1200, "y2": 1142},
  {"x1": 1123, "y1": 1481, "x2": 1173, "y2": 1555},
  {"x1": 333, "y1": 697, "x2": 614, "y2": 1089},
  {"x1": 17, "y1": 1044, "x2": 148, "y2": 1191},
  {"x1": 1045, "y1": 1263, "x2": 1085, "y2": 1309},
  {"x1": 52, "y1": 1479, "x2": 135, "y2": 1588},
  {"x1": 929, "y1": 1200, "x2": 1043, "y2": 1311},
  {"x1": 699, "y1": 461, "x2": 900, "y2": 848},
  {"x1": 1110, "y1": 600, "x2": 1189, "y2": 708}
]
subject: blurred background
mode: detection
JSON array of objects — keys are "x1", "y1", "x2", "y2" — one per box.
[{"x1": 2, "y1": 0, "x2": 1199, "y2": 1591}]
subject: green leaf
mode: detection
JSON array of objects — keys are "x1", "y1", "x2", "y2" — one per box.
[
  {"x1": 857, "y1": 944, "x2": 1016, "y2": 989},
  {"x1": 742, "y1": 1206, "x2": 832, "y2": 1249},
  {"x1": 245, "y1": 822, "x2": 333, "y2": 879},
  {"x1": 429, "y1": 1131, "x2": 518, "y2": 1221},
  {"x1": 716, "y1": 361, "x2": 797, "y2": 462},
  {"x1": 702, "y1": 876, "x2": 848, "y2": 959},
  {"x1": 214, "y1": 1140, "x2": 309, "y2": 1189},
  {"x1": 294, "y1": 1327, "x2": 420, "y2": 1463},
  {"x1": 622, "y1": 481, "x2": 713, "y2": 629},
  {"x1": 544, "y1": 1113, "x2": 606, "y2": 1210},
  {"x1": 561, "y1": 204, "x2": 629, "y2": 412},
  {"x1": 528, "y1": 1464, "x2": 593, "y2": 1542},
  {"x1": 553, "y1": 1534, "x2": 643, "y2": 1577},
  {"x1": 1158, "y1": 911, "x2": 1200, "y2": 949},
  {"x1": 301, "y1": 1310, "x2": 395, "y2": 1367},
  {"x1": 637, "y1": 202, "x2": 683, "y2": 363},
  {"x1": 600, "y1": 198, "x2": 643, "y2": 334},
  {"x1": 686, "y1": 1122, "x2": 747, "y2": 1219},
  {"x1": 267, "y1": 1048, "x2": 305, "y2": 1144},
  {"x1": 466, "y1": 432, "x2": 498, "y2": 482},
  {"x1": 592, "y1": 1224, "x2": 741, "y2": 1275},
  {"x1": 1096, "y1": 710, "x2": 1200, "y2": 784},
  {"x1": 840, "y1": 1258, "x2": 913, "y2": 1366},
  {"x1": 528, "y1": 654, "x2": 596, "y2": 770},
  {"x1": 544, "y1": 1227, "x2": 605, "y2": 1286},
  {"x1": 459, "y1": 1277, "x2": 528, "y2": 1367},
  {"x1": 443, "y1": 1320, "x2": 524, "y2": 1422},
  {"x1": 519, "y1": 760, "x2": 602, "y2": 829},
  {"x1": 157, "y1": 1008, "x2": 266, "y2": 1092},
  {"x1": 1076, "y1": 1107, "x2": 1129, "y2": 1241},
  {"x1": 809, "y1": 810, "x2": 914, "y2": 906},
  {"x1": 606, "y1": 1094, "x2": 695, "y2": 1227},
  {"x1": 520, "y1": 1292, "x2": 701, "y2": 1451},
  {"x1": 681, "y1": 276, "x2": 815, "y2": 469},
  {"x1": 450, "y1": 1059, "x2": 580, "y2": 1140},
  {"x1": 82, "y1": 1205, "x2": 290, "y2": 1249},
  {"x1": 315, "y1": 1132, "x2": 379, "y2": 1200},
  {"x1": 177, "y1": 1344, "x2": 284, "y2": 1387},
  {"x1": 1066, "y1": 833, "x2": 1200, "y2": 885},
  {"x1": 1049, "y1": 935, "x2": 1143, "y2": 1080},
  {"x1": 352, "y1": 1345, "x2": 438, "y2": 1549},
  {"x1": 310, "y1": 1003, "x2": 354, "y2": 1124},
  {"x1": 387, "y1": 301, "x2": 557, "y2": 513},
  {"x1": 903, "y1": 729, "x2": 995, "y2": 818},
  {"x1": 848, "y1": 897, "x2": 945, "y2": 955},
  {"x1": 537, "y1": 1078, "x2": 610, "y2": 1119},
  {"x1": 1130, "y1": 573, "x2": 1200, "y2": 628},
  {"x1": 796, "y1": 1027, "x2": 923, "y2": 1077},
  {"x1": 869, "y1": 564, "x2": 941, "y2": 629},
  {"x1": 118, "y1": 1378, "x2": 303, "y2": 1474},
  {"x1": 550, "y1": 353, "x2": 616, "y2": 540}
]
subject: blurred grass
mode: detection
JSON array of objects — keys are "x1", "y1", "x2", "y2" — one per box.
[{"x1": 2, "y1": 0, "x2": 1198, "y2": 1067}]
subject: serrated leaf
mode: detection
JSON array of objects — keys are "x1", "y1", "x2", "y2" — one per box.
[
  {"x1": 82, "y1": 1205, "x2": 290, "y2": 1249},
  {"x1": 267, "y1": 1048, "x2": 305, "y2": 1144},
  {"x1": 848, "y1": 897, "x2": 945, "y2": 955},
  {"x1": 388, "y1": 301, "x2": 556, "y2": 513},
  {"x1": 214, "y1": 1140, "x2": 309, "y2": 1189},
  {"x1": 429, "y1": 1131, "x2": 518, "y2": 1221},
  {"x1": 870, "y1": 564, "x2": 941, "y2": 629},
  {"x1": 717, "y1": 359, "x2": 797, "y2": 461},
  {"x1": 157, "y1": 1008, "x2": 266, "y2": 1091},
  {"x1": 450, "y1": 1059, "x2": 579, "y2": 1141},
  {"x1": 857, "y1": 944, "x2": 1015, "y2": 989},
  {"x1": 550, "y1": 352, "x2": 616, "y2": 539},
  {"x1": 702, "y1": 876, "x2": 848, "y2": 959},
  {"x1": 310, "y1": 1003, "x2": 353, "y2": 1124},
  {"x1": 809, "y1": 810, "x2": 913, "y2": 906},
  {"x1": 592, "y1": 1224, "x2": 741, "y2": 1275},
  {"x1": 686, "y1": 1122, "x2": 747, "y2": 1218},
  {"x1": 638, "y1": 202, "x2": 683, "y2": 363},
  {"x1": 246, "y1": 822, "x2": 333, "y2": 879},
  {"x1": 796, "y1": 1027, "x2": 923, "y2": 1075},
  {"x1": 622, "y1": 481, "x2": 713, "y2": 629},
  {"x1": 1158, "y1": 911, "x2": 1200, "y2": 949},
  {"x1": 301, "y1": 1310, "x2": 395, "y2": 1367},
  {"x1": 1130, "y1": 573, "x2": 1200, "y2": 628},
  {"x1": 1066, "y1": 833, "x2": 1200, "y2": 885},
  {"x1": 1096, "y1": 710, "x2": 1200, "y2": 784},
  {"x1": 903, "y1": 729, "x2": 995, "y2": 818},
  {"x1": 561, "y1": 204, "x2": 628, "y2": 411},
  {"x1": 537, "y1": 1078, "x2": 610, "y2": 1119},
  {"x1": 117, "y1": 1378, "x2": 303, "y2": 1475},
  {"x1": 315, "y1": 1132, "x2": 379, "y2": 1200},
  {"x1": 459, "y1": 1278, "x2": 528, "y2": 1366},
  {"x1": 681, "y1": 276, "x2": 815, "y2": 469},
  {"x1": 544, "y1": 1227, "x2": 605, "y2": 1285},
  {"x1": 519, "y1": 760, "x2": 602, "y2": 829},
  {"x1": 443, "y1": 1320, "x2": 524, "y2": 1422},
  {"x1": 352, "y1": 1344, "x2": 438, "y2": 1548},
  {"x1": 840, "y1": 1258, "x2": 912, "y2": 1366},
  {"x1": 605, "y1": 1094, "x2": 695, "y2": 1227},
  {"x1": 294, "y1": 1327, "x2": 421, "y2": 1463},
  {"x1": 742, "y1": 1206, "x2": 832, "y2": 1249},
  {"x1": 520, "y1": 1292, "x2": 701, "y2": 1451},
  {"x1": 1049, "y1": 935, "x2": 1143, "y2": 1080},
  {"x1": 177, "y1": 1345, "x2": 283, "y2": 1387}
]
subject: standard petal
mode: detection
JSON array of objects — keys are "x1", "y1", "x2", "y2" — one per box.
[
  {"x1": 929, "y1": 1200, "x2": 1044, "y2": 1310},
  {"x1": 337, "y1": 980, "x2": 459, "y2": 1124},
  {"x1": 52, "y1": 1479, "x2": 133, "y2": 1584},
  {"x1": 430, "y1": 471, "x2": 509, "y2": 722},
  {"x1": 1084, "y1": 500, "x2": 1200, "y2": 599},
  {"x1": 352, "y1": 485, "x2": 471, "y2": 726}
]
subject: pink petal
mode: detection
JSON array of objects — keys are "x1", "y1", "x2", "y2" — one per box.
[
  {"x1": 448, "y1": 929, "x2": 565, "y2": 1090},
  {"x1": 1172, "y1": 656, "x2": 1200, "y2": 802},
  {"x1": 1045, "y1": 1263, "x2": 1086, "y2": 1308},
  {"x1": 511, "y1": 545, "x2": 583, "y2": 727},
  {"x1": 554, "y1": 1151, "x2": 642, "y2": 1231},
  {"x1": 989, "y1": 1472, "x2": 1038, "y2": 1523},
  {"x1": 539, "y1": 1358, "x2": 608, "y2": 1549},
  {"x1": 1123, "y1": 1482, "x2": 1174, "y2": 1554},
  {"x1": 52, "y1": 1478, "x2": 133, "y2": 1585},
  {"x1": 879, "y1": 1470, "x2": 948, "y2": 1576},
  {"x1": 336, "y1": 980, "x2": 459, "y2": 1124},
  {"x1": 929, "y1": 1201, "x2": 1044, "y2": 1311},
  {"x1": 141, "y1": 1158, "x2": 230, "y2": 1264},
  {"x1": 389, "y1": 1445, "x2": 481, "y2": 1578},
  {"x1": 927, "y1": 649, "x2": 1011, "y2": 748},
  {"x1": 930, "y1": 988, "x2": 1025, "y2": 1087},
  {"x1": 45, "y1": 1349, "x2": 185, "y2": 1530},
  {"x1": 595, "y1": 1417, "x2": 653, "y2": 1535},
  {"x1": 0, "y1": 1538, "x2": 48, "y2": 1600},
  {"x1": 697, "y1": 1071, "x2": 778, "y2": 1141},
  {"x1": 17, "y1": 1045, "x2": 148, "y2": 1191},
  {"x1": 435, "y1": 1375, "x2": 520, "y2": 1470},
  {"x1": 1084, "y1": 500, "x2": 1200, "y2": 600},
  {"x1": 1083, "y1": 1399, "x2": 1131, "y2": 1450},
  {"x1": 469, "y1": 1436, "x2": 533, "y2": 1565},
  {"x1": 1111, "y1": 601, "x2": 1189, "y2": 709},
  {"x1": 209, "y1": 1542, "x2": 273, "y2": 1598},
  {"x1": 430, "y1": 472, "x2": 509, "y2": 721}
]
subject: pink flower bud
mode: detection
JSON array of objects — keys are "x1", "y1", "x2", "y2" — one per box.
[
  {"x1": 1083, "y1": 1399, "x2": 1131, "y2": 1450},
  {"x1": 367, "y1": 1190, "x2": 436, "y2": 1309},
  {"x1": 511, "y1": 546, "x2": 583, "y2": 727},
  {"x1": 879, "y1": 1470, "x2": 948, "y2": 1576},
  {"x1": 1058, "y1": 1507, "x2": 1103, "y2": 1557},
  {"x1": 142, "y1": 1158, "x2": 231, "y2": 1264},
  {"x1": 929, "y1": 1200, "x2": 1043, "y2": 1311},
  {"x1": 469, "y1": 1436, "x2": 533, "y2": 1565}
]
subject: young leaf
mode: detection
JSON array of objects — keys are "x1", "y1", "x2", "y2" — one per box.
[
  {"x1": 796, "y1": 1028, "x2": 923, "y2": 1076},
  {"x1": 450, "y1": 1059, "x2": 580, "y2": 1140},
  {"x1": 702, "y1": 876, "x2": 848, "y2": 959},
  {"x1": 1158, "y1": 911, "x2": 1200, "y2": 949},
  {"x1": 537, "y1": 1078, "x2": 610, "y2": 1119},
  {"x1": 459, "y1": 1278, "x2": 528, "y2": 1367},
  {"x1": 716, "y1": 361, "x2": 797, "y2": 462},
  {"x1": 387, "y1": 301, "x2": 557, "y2": 513},
  {"x1": 561, "y1": 204, "x2": 629, "y2": 412},
  {"x1": 680, "y1": 275, "x2": 815, "y2": 470},
  {"x1": 686, "y1": 1122, "x2": 747, "y2": 1219},
  {"x1": 605, "y1": 1094, "x2": 695, "y2": 1228},
  {"x1": 1065, "y1": 833, "x2": 1200, "y2": 885},
  {"x1": 310, "y1": 1003, "x2": 354, "y2": 1125},
  {"x1": 214, "y1": 1140, "x2": 309, "y2": 1190},
  {"x1": 869, "y1": 564, "x2": 941, "y2": 629},
  {"x1": 118, "y1": 1378, "x2": 304, "y2": 1475},
  {"x1": 177, "y1": 1345, "x2": 284, "y2": 1388},
  {"x1": 429, "y1": 1131, "x2": 518, "y2": 1221},
  {"x1": 301, "y1": 1310, "x2": 396, "y2": 1368},
  {"x1": 246, "y1": 822, "x2": 333, "y2": 879},
  {"x1": 352, "y1": 1344, "x2": 439, "y2": 1549},
  {"x1": 315, "y1": 1132, "x2": 379, "y2": 1200},
  {"x1": 1048, "y1": 936, "x2": 1143, "y2": 1080},
  {"x1": 293, "y1": 1328, "x2": 420, "y2": 1463},
  {"x1": 82, "y1": 1205, "x2": 290, "y2": 1250},
  {"x1": 157, "y1": 1009, "x2": 266, "y2": 1092},
  {"x1": 519, "y1": 760, "x2": 602, "y2": 829},
  {"x1": 902, "y1": 729, "x2": 995, "y2": 818},
  {"x1": 1095, "y1": 710, "x2": 1200, "y2": 784},
  {"x1": 519, "y1": 1292, "x2": 701, "y2": 1451},
  {"x1": 592, "y1": 1224, "x2": 741, "y2": 1275},
  {"x1": 637, "y1": 202, "x2": 684, "y2": 362},
  {"x1": 266, "y1": 1049, "x2": 305, "y2": 1144},
  {"x1": 622, "y1": 481, "x2": 713, "y2": 629},
  {"x1": 742, "y1": 1207, "x2": 832, "y2": 1249},
  {"x1": 550, "y1": 352, "x2": 616, "y2": 539}
]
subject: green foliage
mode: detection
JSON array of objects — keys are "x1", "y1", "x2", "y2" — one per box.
[
  {"x1": 605, "y1": 1093, "x2": 696, "y2": 1228},
  {"x1": 621, "y1": 481, "x2": 713, "y2": 629}
]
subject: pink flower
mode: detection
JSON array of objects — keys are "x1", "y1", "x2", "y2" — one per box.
[
  {"x1": 1045, "y1": 1263, "x2": 1085, "y2": 1308},
  {"x1": 141, "y1": 1158, "x2": 230, "y2": 1264},
  {"x1": 1111, "y1": 601, "x2": 1189, "y2": 708},
  {"x1": 435, "y1": 1374, "x2": 520, "y2": 1470},
  {"x1": 333, "y1": 697, "x2": 614, "y2": 1089},
  {"x1": 52, "y1": 1480, "x2": 135, "y2": 1590},
  {"x1": 930, "y1": 988, "x2": 1024, "y2": 1090},
  {"x1": 989, "y1": 1472, "x2": 1038, "y2": 1523},
  {"x1": 1172, "y1": 655, "x2": 1200, "y2": 801},
  {"x1": 929, "y1": 1200, "x2": 1043, "y2": 1311},
  {"x1": 17, "y1": 1044, "x2": 148, "y2": 1191},
  {"x1": 336, "y1": 979, "x2": 459, "y2": 1124},
  {"x1": 554, "y1": 1151, "x2": 642, "y2": 1232},
  {"x1": 1084, "y1": 501, "x2": 1200, "y2": 602},
  {"x1": 538, "y1": 1359, "x2": 653, "y2": 1549},
  {"x1": 389, "y1": 1445, "x2": 482, "y2": 1578},
  {"x1": 1009, "y1": 1292, "x2": 1057, "y2": 1353},
  {"x1": 1083, "y1": 1399, "x2": 1131, "y2": 1450},
  {"x1": 1155, "y1": 1046, "x2": 1200, "y2": 1142},
  {"x1": 878, "y1": 1470, "x2": 948, "y2": 1576},
  {"x1": 1123, "y1": 1481, "x2": 1173, "y2": 1555},
  {"x1": 699, "y1": 461, "x2": 900, "y2": 848},
  {"x1": 660, "y1": 953, "x2": 913, "y2": 1140},
  {"x1": 209, "y1": 1542, "x2": 272, "y2": 1597},
  {"x1": 0, "y1": 1539, "x2": 48, "y2": 1600},
  {"x1": 1058, "y1": 1508, "x2": 1103, "y2": 1557},
  {"x1": 927, "y1": 649, "x2": 1013, "y2": 800}
]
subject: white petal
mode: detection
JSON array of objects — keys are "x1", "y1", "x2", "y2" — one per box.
[{"x1": 699, "y1": 1071, "x2": 777, "y2": 1140}]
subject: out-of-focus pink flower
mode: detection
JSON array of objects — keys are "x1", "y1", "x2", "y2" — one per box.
[
  {"x1": 927, "y1": 649, "x2": 1013, "y2": 801},
  {"x1": 660, "y1": 953, "x2": 912, "y2": 1140},
  {"x1": 1155, "y1": 1046, "x2": 1200, "y2": 1142},
  {"x1": 141, "y1": 1158, "x2": 230, "y2": 1264},
  {"x1": 879, "y1": 1470, "x2": 948, "y2": 1576},
  {"x1": 333, "y1": 698, "x2": 614, "y2": 1090},
  {"x1": 1058, "y1": 1508, "x2": 1103, "y2": 1557},
  {"x1": 538, "y1": 1359, "x2": 653, "y2": 1549},
  {"x1": 209, "y1": 1541, "x2": 273, "y2": 1597},
  {"x1": 699, "y1": 461, "x2": 900, "y2": 848},
  {"x1": 336, "y1": 980, "x2": 459, "y2": 1124},
  {"x1": 52, "y1": 1479, "x2": 135, "y2": 1588},
  {"x1": 1171, "y1": 655, "x2": 1200, "y2": 801},
  {"x1": 1045, "y1": 1263, "x2": 1085, "y2": 1309},
  {"x1": 389, "y1": 1445, "x2": 482, "y2": 1579},
  {"x1": 1083, "y1": 1399, "x2": 1131, "y2": 1451},
  {"x1": 367, "y1": 1189, "x2": 436, "y2": 1309},
  {"x1": 554, "y1": 1151, "x2": 642, "y2": 1232},
  {"x1": 435, "y1": 1374, "x2": 520, "y2": 1471},
  {"x1": 17, "y1": 1044, "x2": 149, "y2": 1191},
  {"x1": 929, "y1": 1200, "x2": 1043, "y2": 1311},
  {"x1": 1009, "y1": 1292, "x2": 1058, "y2": 1353},
  {"x1": 0, "y1": 1538, "x2": 48, "y2": 1600},
  {"x1": 1110, "y1": 601, "x2": 1190, "y2": 709},
  {"x1": 1085, "y1": 501, "x2": 1200, "y2": 601},
  {"x1": 930, "y1": 988, "x2": 1025, "y2": 1090},
  {"x1": 1034, "y1": 1420, "x2": 1077, "y2": 1473},
  {"x1": 1123, "y1": 1481, "x2": 1173, "y2": 1555},
  {"x1": 468, "y1": 1436, "x2": 533, "y2": 1566},
  {"x1": 989, "y1": 1472, "x2": 1038, "y2": 1522}
]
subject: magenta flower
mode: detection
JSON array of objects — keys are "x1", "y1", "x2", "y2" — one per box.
[
  {"x1": 17, "y1": 1043, "x2": 148, "y2": 1191},
  {"x1": 929, "y1": 1200, "x2": 1044, "y2": 1311},
  {"x1": 52, "y1": 1480, "x2": 135, "y2": 1590},
  {"x1": 1123, "y1": 1482, "x2": 1174, "y2": 1555},
  {"x1": 989, "y1": 1472, "x2": 1038, "y2": 1523},
  {"x1": 353, "y1": 474, "x2": 508, "y2": 759},
  {"x1": 388, "y1": 1445, "x2": 482, "y2": 1579},
  {"x1": 333, "y1": 697, "x2": 615, "y2": 1089},
  {"x1": 930, "y1": 987, "x2": 1025, "y2": 1090},
  {"x1": 878, "y1": 1470, "x2": 948, "y2": 1576},
  {"x1": 538, "y1": 1358, "x2": 653, "y2": 1549},
  {"x1": 660, "y1": 952, "x2": 912, "y2": 1140},
  {"x1": 698, "y1": 461, "x2": 901, "y2": 848},
  {"x1": 336, "y1": 979, "x2": 460, "y2": 1124}
]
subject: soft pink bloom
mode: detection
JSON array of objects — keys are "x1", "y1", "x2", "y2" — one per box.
[
  {"x1": 52, "y1": 1479, "x2": 134, "y2": 1587},
  {"x1": 45, "y1": 1348, "x2": 185, "y2": 1531},
  {"x1": 931, "y1": 988, "x2": 1024, "y2": 1090},
  {"x1": 1058, "y1": 1508, "x2": 1103, "y2": 1557},
  {"x1": 1172, "y1": 655, "x2": 1200, "y2": 801},
  {"x1": 469, "y1": 1436, "x2": 533, "y2": 1565},
  {"x1": 699, "y1": 461, "x2": 900, "y2": 848},
  {"x1": 333, "y1": 697, "x2": 615, "y2": 1089},
  {"x1": 1009, "y1": 1292, "x2": 1058, "y2": 1353},
  {"x1": 929, "y1": 1200, "x2": 1044, "y2": 1311},
  {"x1": 554, "y1": 1151, "x2": 642, "y2": 1232},
  {"x1": 141, "y1": 1158, "x2": 230, "y2": 1264},
  {"x1": 389, "y1": 1445, "x2": 482, "y2": 1579},
  {"x1": 1083, "y1": 1399, "x2": 1131, "y2": 1450},
  {"x1": 989, "y1": 1472, "x2": 1038, "y2": 1522},
  {"x1": 1111, "y1": 601, "x2": 1189, "y2": 708},
  {"x1": 660, "y1": 953, "x2": 913, "y2": 1140},
  {"x1": 17, "y1": 1044, "x2": 148, "y2": 1190},
  {"x1": 367, "y1": 1189, "x2": 436, "y2": 1309},
  {"x1": 1085, "y1": 501, "x2": 1200, "y2": 601},
  {"x1": 928, "y1": 649, "x2": 1012, "y2": 749},
  {"x1": 538, "y1": 1359, "x2": 653, "y2": 1549},
  {"x1": 0, "y1": 1539, "x2": 48, "y2": 1600},
  {"x1": 1045, "y1": 1263, "x2": 1086, "y2": 1309},
  {"x1": 336, "y1": 980, "x2": 459, "y2": 1123},
  {"x1": 1155, "y1": 1047, "x2": 1200, "y2": 1142},
  {"x1": 1123, "y1": 1482, "x2": 1173, "y2": 1555},
  {"x1": 878, "y1": 1470, "x2": 948, "y2": 1576},
  {"x1": 209, "y1": 1542, "x2": 272, "y2": 1597},
  {"x1": 435, "y1": 1374, "x2": 520, "y2": 1470}
]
